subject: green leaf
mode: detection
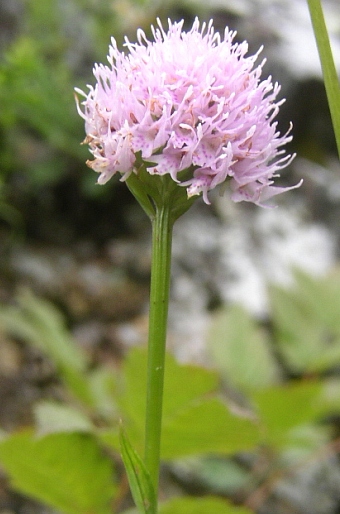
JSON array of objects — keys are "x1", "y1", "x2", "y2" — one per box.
[
  {"x1": 0, "y1": 431, "x2": 116, "y2": 514},
  {"x1": 159, "y1": 496, "x2": 253, "y2": 514},
  {"x1": 161, "y1": 398, "x2": 259, "y2": 459},
  {"x1": 163, "y1": 352, "x2": 219, "y2": 420},
  {"x1": 34, "y1": 401, "x2": 94, "y2": 436},
  {"x1": 119, "y1": 427, "x2": 156, "y2": 514},
  {"x1": 307, "y1": 0, "x2": 340, "y2": 157},
  {"x1": 116, "y1": 348, "x2": 219, "y2": 448},
  {"x1": 270, "y1": 271, "x2": 340, "y2": 373},
  {"x1": 105, "y1": 348, "x2": 258, "y2": 460},
  {"x1": 252, "y1": 380, "x2": 323, "y2": 447},
  {"x1": 291, "y1": 270, "x2": 340, "y2": 331},
  {"x1": 209, "y1": 305, "x2": 279, "y2": 390}
]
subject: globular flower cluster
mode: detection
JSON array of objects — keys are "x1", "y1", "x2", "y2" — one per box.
[{"x1": 76, "y1": 18, "x2": 300, "y2": 205}]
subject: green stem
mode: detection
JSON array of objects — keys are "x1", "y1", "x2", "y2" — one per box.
[
  {"x1": 144, "y1": 200, "x2": 173, "y2": 504},
  {"x1": 307, "y1": 0, "x2": 340, "y2": 157},
  {"x1": 126, "y1": 171, "x2": 195, "y2": 512}
]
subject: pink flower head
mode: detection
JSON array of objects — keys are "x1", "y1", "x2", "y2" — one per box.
[{"x1": 75, "y1": 18, "x2": 301, "y2": 205}]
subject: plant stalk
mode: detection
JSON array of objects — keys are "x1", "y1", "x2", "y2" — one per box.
[{"x1": 144, "y1": 200, "x2": 173, "y2": 505}]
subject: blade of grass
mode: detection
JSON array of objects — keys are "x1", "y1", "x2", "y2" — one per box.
[{"x1": 307, "y1": 0, "x2": 340, "y2": 157}]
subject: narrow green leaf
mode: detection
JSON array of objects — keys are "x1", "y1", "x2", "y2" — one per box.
[
  {"x1": 119, "y1": 426, "x2": 156, "y2": 514},
  {"x1": 0, "y1": 290, "x2": 94, "y2": 406},
  {"x1": 0, "y1": 431, "x2": 116, "y2": 514},
  {"x1": 307, "y1": 0, "x2": 340, "y2": 157}
]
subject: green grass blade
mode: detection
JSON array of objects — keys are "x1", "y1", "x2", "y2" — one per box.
[{"x1": 307, "y1": 0, "x2": 340, "y2": 157}]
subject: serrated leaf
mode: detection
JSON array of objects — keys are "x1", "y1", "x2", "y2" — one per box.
[
  {"x1": 159, "y1": 495, "x2": 253, "y2": 514},
  {"x1": 0, "y1": 431, "x2": 116, "y2": 514},
  {"x1": 209, "y1": 305, "x2": 279, "y2": 390},
  {"x1": 107, "y1": 348, "x2": 258, "y2": 460},
  {"x1": 119, "y1": 427, "x2": 156, "y2": 514}
]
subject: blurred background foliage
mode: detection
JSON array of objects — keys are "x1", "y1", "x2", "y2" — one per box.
[
  {"x1": 2, "y1": 272, "x2": 340, "y2": 513},
  {"x1": 1, "y1": 0, "x2": 340, "y2": 513}
]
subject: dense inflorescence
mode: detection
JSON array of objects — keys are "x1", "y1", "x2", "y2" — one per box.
[{"x1": 76, "y1": 18, "x2": 300, "y2": 205}]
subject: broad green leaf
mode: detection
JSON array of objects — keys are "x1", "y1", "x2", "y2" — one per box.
[
  {"x1": 209, "y1": 305, "x2": 279, "y2": 390},
  {"x1": 117, "y1": 348, "x2": 219, "y2": 445},
  {"x1": 270, "y1": 272, "x2": 340, "y2": 373},
  {"x1": 103, "y1": 348, "x2": 258, "y2": 459},
  {"x1": 34, "y1": 401, "x2": 94, "y2": 436},
  {"x1": 163, "y1": 352, "x2": 219, "y2": 418},
  {"x1": 119, "y1": 427, "x2": 156, "y2": 514},
  {"x1": 291, "y1": 270, "x2": 340, "y2": 332},
  {"x1": 252, "y1": 381, "x2": 323, "y2": 447},
  {"x1": 159, "y1": 495, "x2": 253, "y2": 514},
  {"x1": 0, "y1": 431, "x2": 116, "y2": 514},
  {"x1": 161, "y1": 398, "x2": 259, "y2": 459}
]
